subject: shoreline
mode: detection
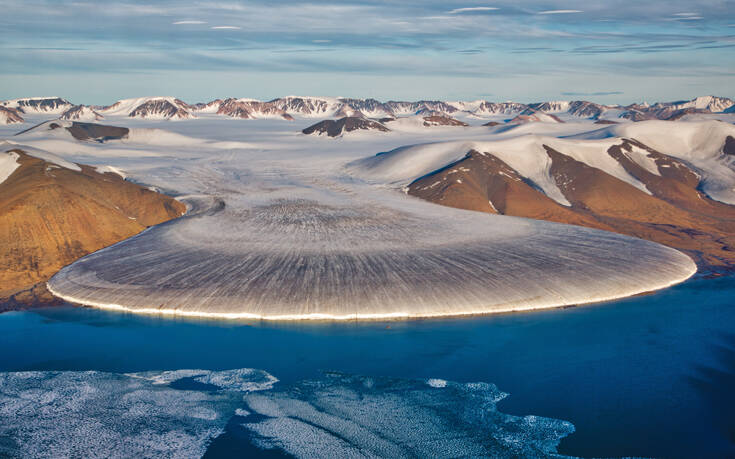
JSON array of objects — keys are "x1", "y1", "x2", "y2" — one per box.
[{"x1": 44, "y1": 260, "x2": 697, "y2": 322}]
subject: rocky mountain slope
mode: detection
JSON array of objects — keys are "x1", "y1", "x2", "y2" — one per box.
[
  {"x1": 0, "y1": 107, "x2": 24, "y2": 125},
  {"x1": 0, "y1": 147, "x2": 185, "y2": 307},
  {"x1": 302, "y1": 117, "x2": 390, "y2": 137},
  {"x1": 350, "y1": 120, "x2": 735, "y2": 270}
]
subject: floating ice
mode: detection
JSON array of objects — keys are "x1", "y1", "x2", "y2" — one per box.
[
  {"x1": 0, "y1": 369, "x2": 274, "y2": 458},
  {"x1": 241, "y1": 373, "x2": 574, "y2": 458},
  {"x1": 0, "y1": 369, "x2": 576, "y2": 458}
]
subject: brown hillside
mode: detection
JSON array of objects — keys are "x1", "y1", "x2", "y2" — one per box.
[
  {"x1": 0, "y1": 150, "x2": 185, "y2": 308},
  {"x1": 408, "y1": 142, "x2": 735, "y2": 270}
]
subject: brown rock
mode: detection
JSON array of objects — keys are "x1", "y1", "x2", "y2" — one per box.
[{"x1": 0, "y1": 150, "x2": 186, "y2": 307}]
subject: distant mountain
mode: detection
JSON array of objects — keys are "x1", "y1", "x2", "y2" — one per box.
[
  {"x1": 0, "y1": 106, "x2": 24, "y2": 125},
  {"x1": 302, "y1": 117, "x2": 390, "y2": 137},
  {"x1": 508, "y1": 108, "x2": 564, "y2": 124},
  {"x1": 214, "y1": 98, "x2": 293, "y2": 120},
  {"x1": 0, "y1": 97, "x2": 72, "y2": 115},
  {"x1": 2, "y1": 94, "x2": 732, "y2": 124},
  {"x1": 60, "y1": 105, "x2": 104, "y2": 121},
  {"x1": 98, "y1": 97, "x2": 195, "y2": 120}
]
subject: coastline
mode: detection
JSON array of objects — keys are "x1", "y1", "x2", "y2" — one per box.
[{"x1": 44, "y1": 257, "x2": 697, "y2": 322}]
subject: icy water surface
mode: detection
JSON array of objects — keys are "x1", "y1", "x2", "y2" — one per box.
[{"x1": 1, "y1": 275, "x2": 734, "y2": 458}]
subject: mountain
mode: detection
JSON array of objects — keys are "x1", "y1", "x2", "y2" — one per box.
[
  {"x1": 3, "y1": 94, "x2": 732, "y2": 125},
  {"x1": 59, "y1": 105, "x2": 104, "y2": 121},
  {"x1": 348, "y1": 120, "x2": 735, "y2": 269},
  {"x1": 422, "y1": 115, "x2": 469, "y2": 127},
  {"x1": 302, "y1": 117, "x2": 390, "y2": 137},
  {"x1": 0, "y1": 97, "x2": 72, "y2": 115},
  {"x1": 669, "y1": 95, "x2": 734, "y2": 113},
  {"x1": 508, "y1": 108, "x2": 564, "y2": 124},
  {"x1": 0, "y1": 106, "x2": 24, "y2": 125},
  {"x1": 15, "y1": 120, "x2": 130, "y2": 143},
  {"x1": 99, "y1": 97, "x2": 195, "y2": 120},
  {"x1": 215, "y1": 98, "x2": 294, "y2": 120},
  {"x1": 0, "y1": 146, "x2": 185, "y2": 305}
]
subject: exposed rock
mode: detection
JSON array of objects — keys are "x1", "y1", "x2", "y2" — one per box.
[
  {"x1": 302, "y1": 117, "x2": 390, "y2": 137},
  {"x1": 422, "y1": 115, "x2": 468, "y2": 127},
  {"x1": 59, "y1": 105, "x2": 104, "y2": 121},
  {"x1": 1, "y1": 97, "x2": 72, "y2": 114},
  {"x1": 0, "y1": 149, "x2": 186, "y2": 305},
  {"x1": 217, "y1": 98, "x2": 294, "y2": 120},
  {"x1": 128, "y1": 98, "x2": 193, "y2": 119},
  {"x1": 407, "y1": 142, "x2": 735, "y2": 270},
  {"x1": 0, "y1": 106, "x2": 24, "y2": 125}
]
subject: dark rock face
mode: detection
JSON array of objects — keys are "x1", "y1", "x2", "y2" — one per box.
[
  {"x1": 129, "y1": 99, "x2": 193, "y2": 119},
  {"x1": 422, "y1": 115, "x2": 468, "y2": 127},
  {"x1": 60, "y1": 105, "x2": 104, "y2": 121},
  {"x1": 217, "y1": 98, "x2": 293, "y2": 120},
  {"x1": 0, "y1": 106, "x2": 24, "y2": 124},
  {"x1": 724, "y1": 136, "x2": 735, "y2": 156},
  {"x1": 14, "y1": 97, "x2": 72, "y2": 113},
  {"x1": 65, "y1": 122, "x2": 130, "y2": 142},
  {"x1": 302, "y1": 117, "x2": 390, "y2": 137}
]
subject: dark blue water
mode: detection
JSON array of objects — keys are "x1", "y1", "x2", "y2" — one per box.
[{"x1": 2, "y1": 276, "x2": 734, "y2": 458}]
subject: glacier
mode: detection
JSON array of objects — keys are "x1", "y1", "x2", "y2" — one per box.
[{"x1": 0, "y1": 114, "x2": 700, "y2": 319}]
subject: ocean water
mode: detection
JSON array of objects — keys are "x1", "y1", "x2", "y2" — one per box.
[{"x1": 1, "y1": 275, "x2": 734, "y2": 458}]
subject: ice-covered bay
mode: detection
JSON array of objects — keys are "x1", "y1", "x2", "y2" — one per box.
[{"x1": 2, "y1": 115, "x2": 696, "y2": 319}]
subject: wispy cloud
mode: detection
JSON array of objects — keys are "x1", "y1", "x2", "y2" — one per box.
[
  {"x1": 538, "y1": 10, "x2": 583, "y2": 14},
  {"x1": 1, "y1": 0, "x2": 734, "y2": 103},
  {"x1": 448, "y1": 7, "x2": 499, "y2": 14}
]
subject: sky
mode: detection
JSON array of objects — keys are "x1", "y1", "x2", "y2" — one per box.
[{"x1": 1, "y1": 0, "x2": 734, "y2": 105}]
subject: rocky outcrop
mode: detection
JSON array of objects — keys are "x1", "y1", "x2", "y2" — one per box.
[
  {"x1": 422, "y1": 115, "x2": 469, "y2": 127},
  {"x1": 0, "y1": 106, "x2": 24, "y2": 125},
  {"x1": 0, "y1": 149, "x2": 185, "y2": 305},
  {"x1": 128, "y1": 99, "x2": 193, "y2": 119},
  {"x1": 302, "y1": 117, "x2": 390, "y2": 137},
  {"x1": 60, "y1": 105, "x2": 104, "y2": 121},
  {"x1": 1, "y1": 97, "x2": 72, "y2": 114},
  {"x1": 217, "y1": 98, "x2": 294, "y2": 120}
]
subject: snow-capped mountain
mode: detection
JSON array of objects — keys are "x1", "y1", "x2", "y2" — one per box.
[
  {"x1": 508, "y1": 108, "x2": 564, "y2": 124},
  {"x1": 1, "y1": 97, "x2": 72, "y2": 115},
  {"x1": 99, "y1": 97, "x2": 195, "y2": 120},
  {"x1": 60, "y1": 105, "x2": 104, "y2": 121},
  {"x1": 670, "y1": 95, "x2": 734, "y2": 113},
  {"x1": 0, "y1": 106, "x2": 24, "y2": 125},
  {"x1": 216, "y1": 98, "x2": 294, "y2": 120},
  {"x1": 302, "y1": 116, "x2": 390, "y2": 137},
  {"x1": 2, "y1": 94, "x2": 732, "y2": 126}
]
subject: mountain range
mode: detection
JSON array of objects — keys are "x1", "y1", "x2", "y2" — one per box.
[{"x1": 1, "y1": 95, "x2": 733, "y2": 125}]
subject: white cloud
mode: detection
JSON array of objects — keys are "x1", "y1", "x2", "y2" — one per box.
[
  {"x1": 538, "y1": 10, "x2": 583, "y2": 14},
  {"x1": 211, "y1": 26, "x2": 242, "y2": 30},
  {"x1": 173, "y1": 20, "x2": 207, "y2": 25},
  {"x1": 448, "y1": 7, "x2": 499, "y2": 14}
]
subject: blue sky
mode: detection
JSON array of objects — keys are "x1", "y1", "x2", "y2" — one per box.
[{"x1": 1, "y1": 0, "x2": 733, "y2": 104}]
